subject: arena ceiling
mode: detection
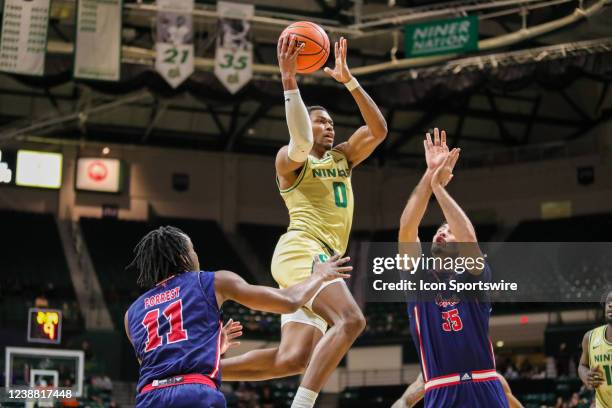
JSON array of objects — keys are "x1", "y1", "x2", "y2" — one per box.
[{"x1": 0, "y1": 0, "x2": 611, "y2": 167}]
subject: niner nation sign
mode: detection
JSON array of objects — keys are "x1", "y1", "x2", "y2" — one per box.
[{"x1": 405, "y1": 15, "x2": 479, "y2": 58}]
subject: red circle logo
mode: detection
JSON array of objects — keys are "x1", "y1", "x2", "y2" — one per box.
[{"x1": 87, "y1": 161, "x2": 108, "y2": 182}]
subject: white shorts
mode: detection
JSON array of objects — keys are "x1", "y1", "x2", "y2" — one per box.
[{"x1": 280, "y1": 278, "x2": 344, "y2": 335}]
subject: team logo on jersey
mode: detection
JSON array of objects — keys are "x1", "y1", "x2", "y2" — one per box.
[
  {"x1": 592, "y1": 336, "x2": 603, "y2": 348},
  {"x1": 435, "y1": 293, "x2": 460, "y2": 308},
  {"x1": 461, "y1": 373, "x2": 472, "y2": 381}
]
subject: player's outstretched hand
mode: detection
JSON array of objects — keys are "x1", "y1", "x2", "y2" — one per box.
[
  {"x1": 323, "y1": 37, "x2": 352, "y2": 84},
  {"x1": 431, "y1": 147, "x2": 460, "y2": 189},
  {"x1": 587, "y1": 364, "x2": 605, "y2": 388},
  {"x1": 424, "y1": 128, "x2": 450, "y2": 171},
  {"x1": 277, "y1": 34, "x2": 304, "y2": 78},
  {"x1": 220, "y1": 318, "x2": 243, "y2": 355},
  {"x1": 312, "y1": 254, "x2": 352, "y2": 281}
]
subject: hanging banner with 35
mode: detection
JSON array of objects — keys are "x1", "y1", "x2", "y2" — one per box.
[
  {"x1": 214, "y1": 1, "x2": 254, "y2": 94},
  {"x1": 155, "y1": 0, "x2": 194, "y2": 88}
]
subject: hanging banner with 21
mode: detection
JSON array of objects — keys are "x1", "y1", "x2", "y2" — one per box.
[
  {"x1": 214, "y1": 1, "x2": 254, "y2": 94},
  {"x1": 155, "y1": 0, "x2": 194, "y2": 88}
]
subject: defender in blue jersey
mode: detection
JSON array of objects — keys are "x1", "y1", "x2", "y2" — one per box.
[
  {"x1": 124, "y1": 226, "x2": 352, "y2": 408},
  {"x1": 396, "y1": 129, "x2": 509, "y2": 408}
]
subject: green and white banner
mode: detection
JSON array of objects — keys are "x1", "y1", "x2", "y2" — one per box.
[
  {"x1": 405, "y1": 15, "x2": 479, "y2": 58},
  {"x1": 74, "y1": 0, "x2": 122, "y2": 81},
  {"x1": 155, "y1": 0, "x2": 194, "y2": 88},
  {"x1": 0, "y1": 0, "x2": 50, "y2": 76},
  {"x1": 214, "y1": 1, "x2": 254, "y2": 94}
]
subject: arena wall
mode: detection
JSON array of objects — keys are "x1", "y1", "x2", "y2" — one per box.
[{"x1": 1, "y1": 140, "x2": 610, "y2": 232}]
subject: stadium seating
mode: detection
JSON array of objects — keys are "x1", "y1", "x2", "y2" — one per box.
[
  {"x1": 507, "y1": 212, "x2": 612, "y2": 241},
  {"x1": 0, "y1": 210, "x2": 82, "y2": 328},
  {"x1": 238, "y1": 223, "x2": 287, "y2": 269},
  {"x1": 339, "y1": 384, "x2": 406, "y2": 407},
  {"x1": 362, "y1": 303, "x2": 410, "y2": 340},
  {"x1": 222, "y1": 377, "x2": 300, "y2": 408},
  {"x1": 221, "y1": 301, "x2": 281, "y2": 339},
  {"x1": 159, "y1": 216, "x2": 251, "y2": 280},
  {"x1": 80, "y1": 216, "x2": 253, "y2": 328}
]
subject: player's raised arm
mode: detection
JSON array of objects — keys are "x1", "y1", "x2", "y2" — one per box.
[
  {"x1": 399, "y1": 129, "x2": 452, "y2": 244},
  {"x1": 429, "y1": 149, "x2": 484, "y2": 274},
  {"x1": 326, "y1": 37, "x2": 387, "y2": 168},
  {"x1": 214, "y1": 255, "x2": 351, "y2": 314},
  {"x1": 276, "y1": 34, "x2": 312, "y2": 177},
  {"x1": 399, "y1": 130, "x2": 457, "y2": 263},
  {"x1": 430, "y1": 149, "x2": 473, "y2": 240}
]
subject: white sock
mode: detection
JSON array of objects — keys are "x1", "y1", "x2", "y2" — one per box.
[{"x1": 291, "y1": 386, "x2": 319, "y2": 408}]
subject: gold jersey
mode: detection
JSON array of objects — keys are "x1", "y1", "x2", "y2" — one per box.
[
  {"x1": 278, "y1": 148, "x2": 354, "y2": 255},
  {"x1": 589, "y1": 325, "x2": 612, "y2": 408}
]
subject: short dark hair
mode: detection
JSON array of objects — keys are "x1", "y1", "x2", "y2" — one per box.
[
  {"x1": 127, "y1": 226, "x2": 194, "y2": 288},
  {"x1": 307, "y1": 105, "x2": 328, "y2": 115}
]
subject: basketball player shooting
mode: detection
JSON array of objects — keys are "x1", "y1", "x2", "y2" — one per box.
[
  {"x1": 221, "y1": 34, "x2": 388, "y2": 408},
  {"x1": 578, "y1": 289, "x2": 612, "y2": 407},
  {"x1": 397, "y1": 129, "x2": 509, "y2": 408},
  {"x1": 123, "y1": 226, "x2": 352, "y2": 408}
]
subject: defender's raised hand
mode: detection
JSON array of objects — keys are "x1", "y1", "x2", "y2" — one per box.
[
  {"x1": 431, "y1": 147, "x2": 460, "y2": 189},
  {"x1": 323, "y1": 37, "x2": 352, "y2": 84},
  {"x1": 312, "y1": 254, "x2": 352, "y2": 281},
  {"x1": 277, "y1": 34, "x2": 304, "y2": 78},
  {"x1": 220, "y1": 318, "x2": 243, "y2": 355},
  {"x1": 424, "y1": 128, "x2": 450, "y2": 171}
]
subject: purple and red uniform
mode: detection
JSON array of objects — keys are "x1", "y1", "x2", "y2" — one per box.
[
  {"x1": 407, "y1": 265, "x2": 508, "y2": 408},
  {"x1": 127, "y1": 271, "x2": 225, "y2": 408}
]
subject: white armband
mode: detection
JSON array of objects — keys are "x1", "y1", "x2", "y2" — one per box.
[
  {"x1": 344, "y1": 76, "x2": 360, "y2": 92},
  {"x1": 284, "y1": 89, "x2": 313, "y2": 162}
]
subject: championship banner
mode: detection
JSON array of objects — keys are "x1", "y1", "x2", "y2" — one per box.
[
  {"x1": 155, "y1": 0, "x2": 194, "y2": 88},
  {"x1": 74, "y1": 0, "x2": 122, "y2": 81},
  {"x1": 0, "y1": 0, "x2": 50, "y2": 76},
  {"x1": 214, "y1": 1, "x2": 254, "y2": 94},
  {"x1": 404, "y1": 15, "x2": 479, "y2": 58}
]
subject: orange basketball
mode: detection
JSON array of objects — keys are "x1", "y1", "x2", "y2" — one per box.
[{"x1": 280, "y1": 21, "x2": 330, "y2": 74}]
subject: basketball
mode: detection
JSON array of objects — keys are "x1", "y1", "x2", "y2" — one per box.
[{"x1": 280, "y1": 21, "x2": 330, "y2": 74}]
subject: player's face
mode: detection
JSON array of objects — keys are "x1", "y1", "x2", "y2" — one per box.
[
  {"x1": 431, "y1": 223, "x2": 459, "y2": 257},
  {"x1": 606, "y1": 292, "x2": 612, "y2": 324},
  {"x1": 183, "y1": 235, "x2": 200, "y2": 271},
  {"x1": 310, "y1": 109, "x2": 335, "y2": 150}
]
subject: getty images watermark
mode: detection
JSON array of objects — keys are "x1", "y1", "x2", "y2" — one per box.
[
  {"x1": 362, "y1": 242, "x2": 612, "y2": 303},
  {"x1": 371, "y1": 253, "x2": 518, "y2": 293}
]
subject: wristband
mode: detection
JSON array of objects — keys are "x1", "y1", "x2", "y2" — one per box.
[{"x1": 344, "y1": 76, "x2": 360, "y2": 92}]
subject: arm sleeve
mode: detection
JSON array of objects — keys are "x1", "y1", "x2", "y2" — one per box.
[{"x1": 284, "y1": 89, "x2": 313, "y2": 162}]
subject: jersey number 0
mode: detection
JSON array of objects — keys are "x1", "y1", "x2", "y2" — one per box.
[
  {"x1": 333, "y1": 182, "x2": 348, "y2": 208},
  {"x1": 142, "y1": 299, "x2": 189, "y2": 353}
]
